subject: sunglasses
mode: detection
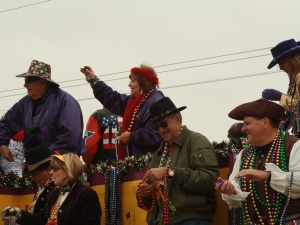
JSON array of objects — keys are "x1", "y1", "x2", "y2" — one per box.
[
  {"x1": 25, "y1": 77, "x2": 40, "y2": 84},
  {"x1": 155, "y1": 120, "x2": 169, "y2": 130},
  {"x1": 51, "y1": 164, "x2": 61, "y2": 172}
]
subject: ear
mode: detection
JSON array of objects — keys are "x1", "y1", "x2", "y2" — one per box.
[
  {"x1": 262, "y1": 117, "x2": 270, "y2": 128},
  {"x1": 175, "y1": 113, "x2": 182, "y2": 124}
]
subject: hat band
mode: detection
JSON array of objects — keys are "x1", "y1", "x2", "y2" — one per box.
[
  {"x1": 153, "y1": 108, "x2": 178, "y2": 121},
  {"x1": 273, "y1": 46, "x2": 300, "y2": 60},
  {"x1": 27, "y1": 157, "x2": 51, "y2": 171},
  {"x1": 131, "y1": 67, "x2": 158, "y2": 85}
]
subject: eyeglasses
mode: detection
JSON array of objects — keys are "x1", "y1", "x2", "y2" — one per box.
[
  {"x1": 51, "y1": 164, "x2": 61, "y2": 172},
  {"x1": 25, "y1": 77, "x2": 40, "y2": 84}
]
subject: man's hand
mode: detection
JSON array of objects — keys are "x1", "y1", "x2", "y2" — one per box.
[
  {"x1": 215, "y1": 177, "x2": 235, "y2": 195},
  {"x1": 235, "y1": 169, "x2": 270, "y2": 181},
  {"x1": 143, "y1": 167, "x2": 166, "y2": 182},
  {"x1": 0, "y1": 145, "x2": 13, "y2": 162},
  {"x1": 138, "y1": 182, "x2": 155, "y2": 198}
]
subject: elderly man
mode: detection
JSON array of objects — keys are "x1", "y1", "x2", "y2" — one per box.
[
  {"x1": 216, "y1": 98, "x2": 300, "y2": 224},
  {"x1": 0, "y1": 60, "x2": 85, "y2": 162},
  {"x1": 137, "y1": 97, "x2": 219, "y2": 225}
]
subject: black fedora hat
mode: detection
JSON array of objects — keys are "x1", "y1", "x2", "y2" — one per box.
[
  {"x1": 25, "y1": 142, "x2": 52, "y2": 174},
  {"x1": 147, "y1": 97, "x2": 186, "y2": 127},
  {"x1": 268, "y1": 39, "x2": 300, "y2": 69}
]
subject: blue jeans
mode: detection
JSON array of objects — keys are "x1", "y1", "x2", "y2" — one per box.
[{"x1": 174, "y1": 220, "x2": 210, "y2": 225}]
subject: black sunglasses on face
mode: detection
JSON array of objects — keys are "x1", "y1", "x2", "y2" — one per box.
[
  {"x1": 25, "y1": 77, "x2": 40, "y2": 84},
  {"x1": 51, "y1": 164, "x2": 61, "y2": 172},
  {"x1": 155, "y1": 120, "x2": 169, "y2": 130}
]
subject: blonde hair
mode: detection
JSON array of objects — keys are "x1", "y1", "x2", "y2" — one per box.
[
  {"x1": 289, "y1": 52, "x2": 300, "y2": 76},
  {"x1": 51, "y1": 153, "x2": 84, "y2": 183}
]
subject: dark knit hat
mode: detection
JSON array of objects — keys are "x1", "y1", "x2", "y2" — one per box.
[{"x1": 228, "y1": 98, "x2": 286, "y2": 122}]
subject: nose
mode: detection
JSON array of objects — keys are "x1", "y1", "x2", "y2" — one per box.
[
  {"x1": 279, "y1": 63, "x2": 284, "y2": 71},
  {"x1": 241, "y1": 125, "x2": 246, "y2": 133}
]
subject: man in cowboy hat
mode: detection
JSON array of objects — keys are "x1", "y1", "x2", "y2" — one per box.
[
  {"x1": 262, "y1": 38, "x2": 300, "y2": 136},
  {"x1": 0, "y1": 60, "x2": 86, "y2": 162},
  {"x1": 137, "y1": 97, "x2": 219, "y2": 225},
  {"x1": 216, "y1": 98, "x2": 300, "y2": 224}
]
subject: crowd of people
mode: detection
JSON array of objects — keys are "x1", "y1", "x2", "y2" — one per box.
[{"x1": 1, "y1": 38, "x2": 300, "y2": 225}]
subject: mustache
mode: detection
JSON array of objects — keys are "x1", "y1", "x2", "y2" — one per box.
[{"x1": 161, "y1": 130, "x2": 169, "y2": 136}]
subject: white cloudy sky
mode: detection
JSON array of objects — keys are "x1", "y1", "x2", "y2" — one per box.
[{"x1": 0, "y1": 0, "x2": 299, "y2": 143}]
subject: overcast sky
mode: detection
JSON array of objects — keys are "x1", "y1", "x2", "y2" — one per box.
[{"x1": 0, "y1": 0, "x2": 299, "y2": 143}]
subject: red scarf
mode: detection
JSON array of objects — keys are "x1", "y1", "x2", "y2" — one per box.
[{"x1": 118, "y1": 91, "x2": 151, "y2": 160}]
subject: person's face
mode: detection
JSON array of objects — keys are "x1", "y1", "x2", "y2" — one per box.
[
  {"x1": 30, "y1": 167, "x2": 52, "y2": 188},
  {"x1": 278, "y1": 58, "x2": 294, "y2": 76},
  {"x1": 50, "y1": 164, "x2": 68, "y2": 186},
  {"x1": 242, "y1": 116, "x2": 265, "y2": 146},
  {"x1": 156, "y1": 114, "x2": 181, "y2": 143},
  {"x1": 24, "y1": 77, "x2": 48, "y2": 100},
  {"x1": 128, "y1": 77, "x2": 141, "y2": 97}
]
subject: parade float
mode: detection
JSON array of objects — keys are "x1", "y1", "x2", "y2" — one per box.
[{"x1": 0, "y1": 139, "x2": 243, "y2": 225}]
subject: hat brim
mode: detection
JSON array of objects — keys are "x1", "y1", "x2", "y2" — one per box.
[
  {"x1": 16, "y1": 73, "x2": 60, "y2": 87},
  {"x1": 25, "y1": 158, "x2": 51, "y2": 175},
  {"x1": 268, "y1": 47, "x2": 300, "y2": 69},
  {"x1": 146, "y1": 106, "x2": 187, "y2": 128}
]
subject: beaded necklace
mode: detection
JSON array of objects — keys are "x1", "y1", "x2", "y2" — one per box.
[
  {"x1": 117, "y1": 88, "x2": 155, "y2": 160},
  {"x1": 286, "y1": 81, "x2": 300, "y2": 136},
  {"x1": 3, "y1": 216, "x2": 17, "y2": 225},
  {"x1": 27, "y1": 179, "x2": 52, "y2": 214},
  {"x1": 280, "y1": 171, "x2": 294, "y2": 224},
  {"x1": 239, "y1": 130, "x2": 287, "y2": 225},
  {"x1": 104, "y1": 166, "x2": 122, "y2": 225},
  {"x1": 46, "y1": 182, "x2": 77, "y2": 225},
  {"x1": 137, "y1": 137, "x2": 181, "y2": 224}
]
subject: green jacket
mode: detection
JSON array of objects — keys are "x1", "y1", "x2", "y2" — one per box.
[{"x1": 138, "y1": 126, "x2": 219, "y2": 224}]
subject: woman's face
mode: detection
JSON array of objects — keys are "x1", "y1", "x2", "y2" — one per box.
[
  {"x1": 50, "y1": 164, "x2": 68, "y2": 186},
  {"x1": 128, "y1": 76, "x2": 141, "y2": 97},
  {"x1": 278, "y1": 58, "x2": 294, "y2": 76}
]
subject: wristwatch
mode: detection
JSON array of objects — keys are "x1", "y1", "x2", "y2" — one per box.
[{"x1": 168, "y1": 168, "x2": 175, "y2": 178}]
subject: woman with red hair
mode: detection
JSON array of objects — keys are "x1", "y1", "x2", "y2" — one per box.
[{"x1": 80, "y1": 64, "x2": 164, "y2": 160}]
